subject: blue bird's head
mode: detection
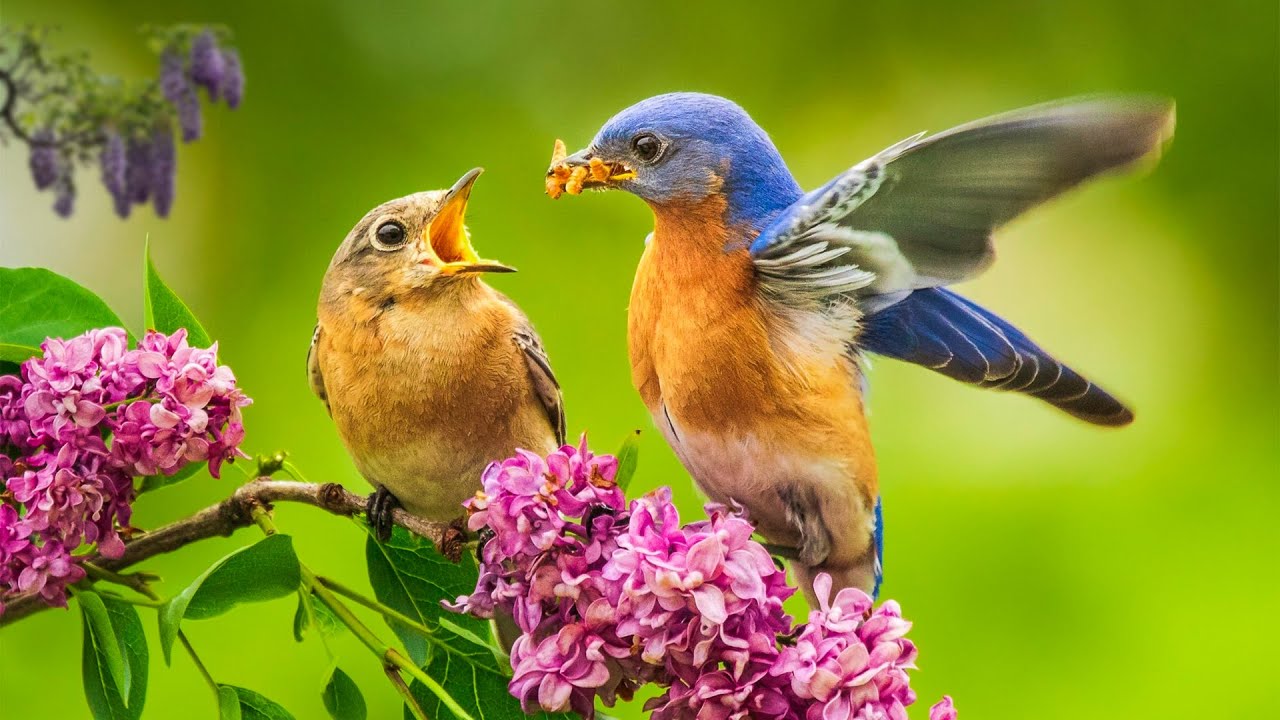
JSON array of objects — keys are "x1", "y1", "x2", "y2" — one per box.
[{"x1": 549, "y1": 93, "x2": 803, "y2": 228}]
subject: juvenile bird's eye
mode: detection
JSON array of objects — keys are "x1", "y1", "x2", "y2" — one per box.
[
  {"x1": 373, "y1": 221, "x2": 406, "y2": 250},
  {"x1": 631, "y1": 133, "x2": 663, "y2": 163}
]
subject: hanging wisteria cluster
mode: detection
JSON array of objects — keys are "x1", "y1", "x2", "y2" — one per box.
[
  {"x1": 450, "y1": 440, "x2": 958, "y2": 720},
  {"x1": 0, "y1": 25, "x2": 243, "y2": 218},
  {"x1": 0, "y1": 328, "x2": 251, "y2": 612}
]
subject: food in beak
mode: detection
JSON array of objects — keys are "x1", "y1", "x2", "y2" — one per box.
[{"x1": 545, "y1": 139, "x2": 634, "y2": 199}]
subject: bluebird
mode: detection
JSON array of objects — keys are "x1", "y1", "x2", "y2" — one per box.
[
  {"x1": 548, "y1": 93, "x2": 1174, "y2": 600},
  {"x1": 309, "y1": 168, "x2": 565, "y2": 541}
]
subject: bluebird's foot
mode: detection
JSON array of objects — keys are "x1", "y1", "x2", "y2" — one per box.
[
  {"x1": 475, "y1": 526, "x2": 495, "y2": 563},
  {"x1": 366, "y1": 485, "x2": 400, "y2": 543}
]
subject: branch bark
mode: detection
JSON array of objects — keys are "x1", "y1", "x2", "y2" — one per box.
[{"x1": 0, "y1": 478, "x2": 463, "y2": 626}]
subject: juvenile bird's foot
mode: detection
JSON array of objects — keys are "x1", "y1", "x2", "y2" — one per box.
[
  {"x1": 441, "y1": 517, "x2": 467, "y2": 563},
  {"x1": 366, "y1": 485, "x2": 400, "y2": 543}
]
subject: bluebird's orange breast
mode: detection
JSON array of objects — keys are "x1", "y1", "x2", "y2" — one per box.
[{"x1": 628, "y1": 198, "x2": 878, "y2": 560}]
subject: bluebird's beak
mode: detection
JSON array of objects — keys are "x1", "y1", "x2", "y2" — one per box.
[
  {"x1": 425, "y1": 168, "x2": 515, "y2": 275},
  {"x1": 546, "y1": 139, "x2": 635, "y2": 198}
]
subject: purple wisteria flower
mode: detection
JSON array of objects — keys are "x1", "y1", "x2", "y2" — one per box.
[
  {"x1": 189, "y1": 30, "x2": 226, "y2": 101},
  {"x1": 159, "y1": 47, "x2": 201, "y2": 142},
  {"x1": 150, "y1": 123, "x2": 177, "y2": 217},
  {"x1": 99, "y1": 130, "x2": 129, "y2": 218},
  {"x1": 125, "y1": 134, "x2": 154, "y2": 204},
  {"x1": 28, "y1": 128, "x2": 59, "y2": 190},
  {"x1": 52, "y1": 174, "x2": 75, "y2": 218},
  {"x1": 451, "y1": 441, "x2": 957, "y2": 720},
  {"x1": 221, "y1": 49, "x2": 244, "y2": 109},
  {"x1": 0, "y1": 327, "x2": 251, "y2": 612}
]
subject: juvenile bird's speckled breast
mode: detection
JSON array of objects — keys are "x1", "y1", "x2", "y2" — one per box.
[
  {"x1": 317, "y1": 284, "x2": 556, "y2": 521},
  {"x1": 628, "y1": 200, "x2": 878, "y2": 559}
]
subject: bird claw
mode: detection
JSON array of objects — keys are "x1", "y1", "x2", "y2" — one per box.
[
  {"x1": 366, "y1": 486, "x2": 400, "y2": 543},
  {"x1": 441, "y1": 517, "x2": 467, "y2": 563},
  {"x1": 475, "y1": 526, "x2": 495, "y2": 563}
]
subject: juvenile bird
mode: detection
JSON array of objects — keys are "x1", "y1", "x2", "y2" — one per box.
[
  {"x1": 548, "y1": 93, "x2": 1173, "y2": 600},
  {"x1": 310, "y1": 168, "x2": 565, "y2": 541}
]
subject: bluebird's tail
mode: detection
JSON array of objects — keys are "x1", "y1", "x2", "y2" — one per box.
[{"x1": 859, "y1": 288, "x2": 1134, "y2": 426}]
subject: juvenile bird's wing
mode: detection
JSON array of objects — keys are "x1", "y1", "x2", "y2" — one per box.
[
  {"x1": 497, "y1": 296, "x2": 565, "y2": 446},
  {"x1": 306, "y1": 323, "x2": 330, "y2": 414},
  {"x1": 750, "y1": 97, "x2": 1175, "y2": 308}
]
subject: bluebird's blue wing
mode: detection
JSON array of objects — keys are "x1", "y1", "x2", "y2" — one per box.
[
  {"x1": 859, "y1": 287, "x2": 1135, "y2": 426},
  {"x1": 750, "y1": 97, "x2": 1175, "y2": 304}
]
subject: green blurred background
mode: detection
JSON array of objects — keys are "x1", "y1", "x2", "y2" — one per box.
[{"x1": 1, "y1": 1, "x2": 1277, "y2": 718}]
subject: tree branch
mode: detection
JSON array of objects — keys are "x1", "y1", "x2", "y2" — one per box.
[{"x1": 0, "y1": 478, "x2": 465, "y2": 626}]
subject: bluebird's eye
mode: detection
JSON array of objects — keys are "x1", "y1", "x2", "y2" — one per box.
[
  {"x1": 373, "y1": 221, "x2": 406, "y2": 250},
  {"x1": 631, "y1": 133, "x2": 663, "y2": 163}
]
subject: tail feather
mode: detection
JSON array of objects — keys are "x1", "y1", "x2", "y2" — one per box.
[{"x1": 859, "y1": 288, "x2": 1134, "y2": 426}]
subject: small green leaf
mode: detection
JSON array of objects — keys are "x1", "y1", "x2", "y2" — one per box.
[
  {"x1": 219, "y1": 687, "x2": 244, "y2": 720},
  {"x1": 80, "y1": 592, "x2": 148, "y2": 720},
  {"x1": 80, "y1": 592, "x2": 129, "y2": 699},
  {"x1": 365, "y1": 528, "x2": 494, "y2": 667},
  {"x1": 291, "y1": 590, "x2": 310, "y2": 643},
  {"x1": 159, "y1": 534, "x2": 302, "y2": 664},
  {"x1": 0, "y1": 267, "x2": 132, "y2": 349},
  {"x1": 138, "y1": 461, "x2": 207, "y2": 493},
  {"x1": 293, "y1": 588, "x2": 345, "y2": 643},
  {"x1": 438, "y1": 615, "x2": 496, "y2": 653},
  {"x1": 0, "y1": 342, "x2": 40, "y2": 363},
  {"x1": 143, "y1": 239, "x2": 212, "y2": 347},
  {"x1": 322, "y1": 667, "x2": 367, "y2": 720},
  {"x1": 217, "y1": 685, "x2": 295, "y2": 720},
  {"x1": 614, "y1": 430, "x2": 641, "y2": 492}
]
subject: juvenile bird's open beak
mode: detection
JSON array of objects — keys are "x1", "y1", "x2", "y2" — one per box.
[
  {"x1": 425, "y1": 168, "x2": 515, "y2": 275},
  {"x1": 545, "y1": 139, "x2": 635, "y2": 198}
]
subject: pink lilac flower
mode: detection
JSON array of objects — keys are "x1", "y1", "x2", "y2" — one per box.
[
  {"x1": 0, "y1": 327, "x2": 250, "y2": 613},
  {"x1": 929, "y1": 697, "x2": 957, "y2": 720},
  {"x1": 451, "y1": 442, "x2": 956, "y2": 720}
]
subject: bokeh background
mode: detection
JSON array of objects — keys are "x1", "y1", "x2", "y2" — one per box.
[{"x1": 2, "y1": 1, "x2": 1277, "y2": 718}]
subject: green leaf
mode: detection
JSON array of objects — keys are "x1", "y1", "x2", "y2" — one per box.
[
  {"x1": 364, "y1": 527, "x2": 494, "y2": 667},
  {"x1": 80, "y1": 592, "x2": 129, "y2": 699},
  {"x1": 80, "y1": 591, "x2": 148, "y2": 720},
  {"x1": 138, "y1": 461, "x2": 208, "y2": 493},
  {"x1": 0, "y1": 267, "x2": 132, "y2": 349},
  {"x1": 293, "y1": 588, "x2": 345, "y2": 643},
  {"x1": 218, "y1": 686, "x2": 244, "y2": 720},
  {"x1": 614, "y1": 430, "x2": 641, "y2": 492},
  {"x1": 322, "y1": 667, "x2": 367, "y2": 720},
  {"x1": 405, "y1": 651, "x2": 570, "y2": 720},
  {"x1": 0, "y1": 342, "x2": 41, "y2": 363},
  {"x1": 143, "y1": 239, "x2": 212, "y2": 347},
  {"x1": 216, "y1": 685, "x2": 295, "y2": 720},
  {"x1": 159, "y1": 534, "x2": 302, "y2": 664}
]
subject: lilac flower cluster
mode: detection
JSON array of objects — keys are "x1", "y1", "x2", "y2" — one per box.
[
  {"x1": 21, "y1": 27, "x2": 243, "y2": 219},
  {"x1": 450, "y1": 440, "x2": 957, "y2": 720},
  {"x1": 0, "y1": 328, "x2": 251, "y2": 612}
]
